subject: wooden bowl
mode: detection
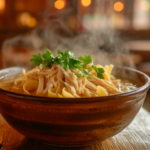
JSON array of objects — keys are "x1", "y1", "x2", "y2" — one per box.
[{"x1": 0, "y1": 67, "x2": 149, "y2": 146}]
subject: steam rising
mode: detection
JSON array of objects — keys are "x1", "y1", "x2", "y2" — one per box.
[
  {"x1": 2, "y1": 0, "x2": 135, "y2": 70},
  {"x1": 54, "y1": 30, "x2": 134, "y2": 68}
]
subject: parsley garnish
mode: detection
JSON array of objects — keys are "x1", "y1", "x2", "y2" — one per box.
[
  {"x1": 55, "y1": 50, "x2": 81, "y2": 70},
  {"x1": 30, "y1": 49, "x2": 105, "y2": 79},
  {"x1": 41, "y1": 50, "x2": 55, "y2": 68},
  {"x1": 74, "y1": 72, "x2": 93, "y2": 78},
  {"x1": 30, "y1": 50, "x2": 55, "y2": 68},
  {"x1": 78, "y1": 55, "x2": 92, "y2": 68},
  {"x1": 30, "y1": 53, "x2": 42, "y2": 67},
  {"x1": 91, "y1": 65, "x2": 105, "y2": 79}
]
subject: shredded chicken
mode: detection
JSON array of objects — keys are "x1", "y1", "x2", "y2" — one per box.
[{"x1": 0, "y1": 64, "x2": 138, "y2": 97}]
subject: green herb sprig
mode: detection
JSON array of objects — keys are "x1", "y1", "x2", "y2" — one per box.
[
  {"x1": 30, "y1": 49, "x2": 105, "y2": 79},
  {"x1": 91, "y1": 65, "x2": 105, "y2": 79}
]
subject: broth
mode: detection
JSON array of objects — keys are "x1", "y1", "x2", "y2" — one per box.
[{"x1": 0, "y1": 73, "x2": 141, "y2": 97}]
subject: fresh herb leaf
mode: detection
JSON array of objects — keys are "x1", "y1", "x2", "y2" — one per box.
[
  {"x1": 42, "y1": 49, "x2": 55, "y2": 68},
  {"x1": 30, "y1": 50, "x2": 55, "y2": 68},
  {"x1": 74, "y1": 73, "x2": 93, "y2": 78},
  {"x1": 77, "y1": 55, "x2": 93, "y2": 77},
  {"x1": 30, "y1": 53, "x2": 43, "y2": 67},
  {"x1": 84, "y1": 69, "x2": 91, "y2": 74},
  {"x1": 91, "y1": 65, "x2": 105, "y2": 79},
  {"x1": 56, "y1": 50, "x2": 81, "y2": 70},
  {"x1": 78, "y1": 55, "x2": 92, "y2": 68},
  {"x1": 30, "y1": 50, "x2": 95, "y2": 78}
]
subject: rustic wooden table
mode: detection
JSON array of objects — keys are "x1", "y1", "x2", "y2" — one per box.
[{"x1": 0, "y1": 108, "x2": 150, "y2": 150}]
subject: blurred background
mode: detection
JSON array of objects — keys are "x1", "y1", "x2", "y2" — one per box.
[
  {"x1": 1, "y1": 0, "x2": 150, "y2": 37},
  {"x1": 0, "y1": 0, "x2": 150, "y2": 66},
  {"x1": 0, "y1": 0, "x2": 150, "y2": 110}
]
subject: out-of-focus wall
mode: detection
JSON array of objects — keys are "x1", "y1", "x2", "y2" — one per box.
[
  {"x1": 1, "y1": 1, "x2": 150, "y2": 37},
  {"x1": 1, "y1": 0, "x2": 150, "y2": 51}
]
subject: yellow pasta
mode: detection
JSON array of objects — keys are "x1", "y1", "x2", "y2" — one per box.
[
  {"x1": 58, "y1": 94, "x2": 63, "y2": 98},
  {"x1": 62, "y1": 88, "x2": 74, "y2": 98},
  {"x1": 105, "y1": 65, "x2": 113, "y2": 75},
  {"x1": 96, "y1": 65, "x2": 104, "y2": 69},
  {"x1": 97, "y1": 86, "x2": 108, "y2": 96},
  {"x1": 14, "y1": 77, "x2": 26, "y2": 86},
  {"x1": 102, "y1": 72, "x2": 111, "y2": 81},
  {"x1": 48, "y1": 88, "x2": 57, "y2": 97},
  {"x1": 23, "y1": 80, "x2": 39, "y2": 95},
  {"x1": 0, "y1": 64, "x2": 138, "y2": 98}
]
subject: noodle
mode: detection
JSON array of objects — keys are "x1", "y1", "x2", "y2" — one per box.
[{"x1": 0, "y1": 64, "x2": 138, "y2": 98}]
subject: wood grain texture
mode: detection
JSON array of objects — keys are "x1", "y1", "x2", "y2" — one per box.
[{"x1": 0, "y1": 107, "x2": 150, "y2": 150}]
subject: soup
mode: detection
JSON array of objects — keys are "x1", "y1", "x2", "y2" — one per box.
[{"x1": 0, "y1": 50, "x2": 141, "y2": 98}]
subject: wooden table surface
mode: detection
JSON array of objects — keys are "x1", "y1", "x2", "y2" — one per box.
[{"x1": 0, "y1": 108, "x2": 150, "y2": 150}]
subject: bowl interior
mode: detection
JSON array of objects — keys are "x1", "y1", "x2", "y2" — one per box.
[{"x1": 0, "y1": 66, "x2": 149, "y2": 103}]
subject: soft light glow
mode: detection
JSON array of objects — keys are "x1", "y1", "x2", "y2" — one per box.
[
  {"x1": 54, "y1": 0, "x2": 65, "y2": 10},
  {"x1": 141, "y1": 1, "x2": 150, "y2": 11},
  {"x1": 133, "y1": 0, "x2": 150, "y2": 30},
  {"x1": 114, "y1": 2, "x2": 124, "y2": 12},
  {"x1": 20, "y1": 12, "x2": 31, "y2": 26},
  {"x1": 19, "y1": 12, "x2": 37, "y2": 27},
  {"x1": 27, "y1": 17, "x2": 37, "y2": 27},
  {"x1": 81, "y1": 0, "x2": 91, "y2": 7},
  {"x1": 0, "y1": 0, "x2": 5, "y2": 11},
  {"x1": 20, "y1": 12, "x2": 30, "y2": 26}
]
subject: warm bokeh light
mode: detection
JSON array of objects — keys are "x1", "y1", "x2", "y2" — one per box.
[
  {"x1": 114, "y1": 2, "x2": 124, "y2": 12},
  {"x1": 141, "y1": 1, "x2": 150, "y2": 11},
  {"x1": 81, "y1": 0, "x2": 91, "y2": 7},
  {"x1": 20, "y1": 12, "x2": 30, "y2": 26},
  {"x1": 54, "y1": 0, "x2": 65, "y2": 10},
  {"x1": 27, "y1": 17, "x2": 37, "y2": 27},
  {"x1": 19, "y1": 12, "x2": 37, "y2": 27},
  {"x1": 0, "y1": 0, "x2": 5, "y2": 11}
]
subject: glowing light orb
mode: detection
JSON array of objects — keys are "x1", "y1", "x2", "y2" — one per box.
[
  {"x1": 20, "y1": 12, "x2": 30, "y2": 26},
  {"x1": 27, "y1": 17, "x2": 37, "y2": 27},
  {"x1": 0, "y1": 0, "x2": 5, "y2": 11},
  {"x1": 114, "y1": 2, "x2": 124, "y2": 12},
  {"x1": 19, "y1": 12, "x2": 37, "y2": 27},
  {"x1": 81, "y1": 0, "x2": 91, "y2": 7},
  {"x1": 54, "y1": 0, "x2": 65, "y2": 10}
]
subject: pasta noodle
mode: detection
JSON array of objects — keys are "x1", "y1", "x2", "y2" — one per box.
[{"x1": 0, "y1": 64, "x2": 138, "y2": 98}]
